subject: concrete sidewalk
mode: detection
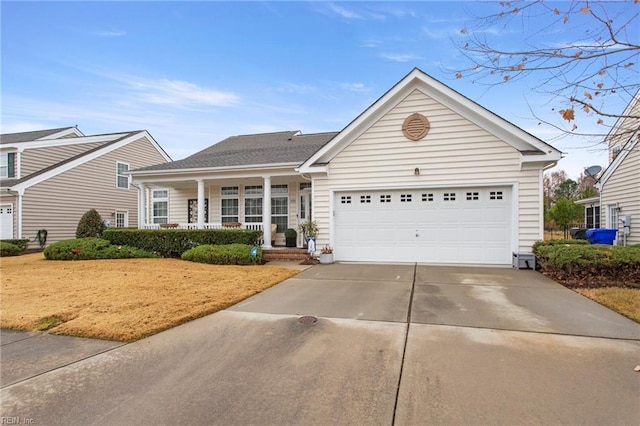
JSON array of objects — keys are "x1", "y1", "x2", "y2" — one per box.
[{"x1": 1, "y1": 263, "x2": 639, "y2": 425}]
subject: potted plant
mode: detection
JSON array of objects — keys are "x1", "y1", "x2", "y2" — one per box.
[
  {"x1": 298, "y1": 221, "x2": 318, "y2": 248},
  {"x1": 319, "y1": 245, "x2": 334, "y2": 264},
  {"x1": 284, "y1": 228, "x2": 297, "y2": 247}
]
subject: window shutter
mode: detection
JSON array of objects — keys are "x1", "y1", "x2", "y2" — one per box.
[{"x1": 7, "y1": 152, "x2": 15, "y2": 178}]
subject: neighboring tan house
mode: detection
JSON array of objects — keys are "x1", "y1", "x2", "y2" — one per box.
[
  {"x1": 594, "y1": 90, "x2": 640, "y2": 245},
  {"x1": 131, "y1": 68, "x2": 562, "y2": 265},
  {"x1": 0, "y1": 127, "x2": 171, "y2": 247}
]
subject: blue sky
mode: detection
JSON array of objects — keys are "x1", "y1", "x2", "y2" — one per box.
[{"x1": 2, "y1": 1, "x2": 633, "y2": 179}]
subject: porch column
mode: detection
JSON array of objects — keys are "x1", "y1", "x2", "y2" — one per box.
[
  {"x1": 197, "y1": 179, "x2": 205, "y2": 229},
  {"x1": 262, "y1": 176, "x2": 272, "y2": 249},
  {"x1": 137, "y1": 184, "x2": 146, "y2": 229}
]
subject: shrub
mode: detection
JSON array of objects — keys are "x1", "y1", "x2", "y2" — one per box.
[
  {"x1": 534, "y1": 242, "x2": 640, "y2": 287},
  {"x1": 103, "y1": 228, "x2": 262, "y2": 257},
  {"x1": 76, "y1": 209, "x2": 106, "y2": 238},
  {"x1": 0, "y1": 239, "x2": 30, "y2": 252},
  {"x1": 43, "y1": 238, "x2": 157, "y2": 260},
  {"x1": 0, "y1": 241, "x2": 22, "y2": 257},
  {"x1": 181, "y1": 244, "x2": 262, "y2": 265}
]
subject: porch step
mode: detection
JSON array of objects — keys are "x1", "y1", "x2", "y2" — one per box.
[{"x1": 263, "y1": 248, "x2": 310, "y2": 261}]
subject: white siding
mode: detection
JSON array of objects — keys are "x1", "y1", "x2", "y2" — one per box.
[
  {"x1": 601, "y1": 147, "x2": 640, "y2": 245},
  {"x1": 21, "y1": 137, "x2": 168, "y2": 247},
  {"x1": 314, "y1": 89, "x2": 542, "y2": 254}
]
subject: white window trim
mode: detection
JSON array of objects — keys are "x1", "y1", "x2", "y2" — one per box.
[
  {"x1": 270, "y1": 184, "x2": 289, "y2": 233},
  {"x1": 116, "y1": 161, "x2": 130, "y2": 189},
  {"x1": 152, "y1": 189, "x2": 169, "y2": 224},
  {"x1": 220, "y1": 186, "x2": 239, "y2": 223},
  {"x1": 115, "y1": 211, "x2": 129, "y2": 228},
  {"x1": 244, "y1": 185, "x2": 263, "y2": 224}
]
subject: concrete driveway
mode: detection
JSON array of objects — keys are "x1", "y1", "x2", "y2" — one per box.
[{"x1": 1, "y1": 264, "x2": 639, "y2": 425}]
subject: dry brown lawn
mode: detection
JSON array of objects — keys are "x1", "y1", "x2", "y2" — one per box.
[
  {"x1": 0, "y1": 253, "x2": 299, "y2": 342},
  {"x1": 574, "y1": 287, "x2": 640, "y2": 323}
]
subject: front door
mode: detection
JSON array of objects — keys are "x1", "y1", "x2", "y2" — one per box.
[
  {"x1": 299, "y1": 188, "x2": 312, "y2": 247},
  {"x1": 0, "y1": 204, "x2": 14, "y2": 239}
]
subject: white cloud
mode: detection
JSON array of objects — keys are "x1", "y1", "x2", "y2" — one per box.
[
  {"x1": 379, "y1": 52, "x2": 422, "y2": 63},
  {"x1": 128, "y1": 78, "x2": 241, "y2": 107},
  {"x1": 340, "y1": 82, "x2": 370, "y2": 93},
  {"x1": 95, "y1": 29, "x2": 126, "y2": 37},
  {"x1": 327, "y1": 3, "x2": 363, "y2": 20}
]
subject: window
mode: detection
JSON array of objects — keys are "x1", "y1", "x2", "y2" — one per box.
[
  {"x1": 360, "y1": 195, "x2": 371, "y2": 204},
  {"x1": 271, "y1": 185, "x2": 288, "y2": 232},
  {"x1": 188, "y1": 199, "x2": 209, "y2": 223},
  {"x1": 466, "y1": 192, "x2": 479, "y2": 201},
  {"x1": 341, "y1": 196, "x2": 352, "y2": 204},
  {"x1": 422, "y1": 193, "x2": 434, "y2": 202},
  {"x1": 152, "y1": 189, "x2": 168, "y2": 224},
  {"x1": 0, "y1": 152, "x2": 16, "y2": 179},
  {"x1": 608, "y1": 205, "x2": 619, "y2": 230},
  {"x1": 380, "y1": 195, "x2": 391, "y2": 203},
  {"x1": 299, "y1": 182, "x2": 312, "y2": 190},
  {"x1": 116, "y1": 162, "x2": 129, "y2": 189},
  {"x1": 221, "y1": 186, "x2": 239, "y2": 223},
  {"x1": 489, "y1": 191, "x2": 503, "y2": 200},
  {"x1": 400, "y1": 194, "x2": 412, "y2": 203},
  {"x1": 443, "y1": 192, "x2": 456, "y2": 201},
  {"x1": 115, "y1": 211, "x2": 128, "y2": 228},
  {"x1": 586, "y1": 206, "x2": 600, "y2": 229}
]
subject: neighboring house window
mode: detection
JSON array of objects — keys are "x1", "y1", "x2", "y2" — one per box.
[
  {"x1": 271, "y1": 184, "x2": 288, "y2": 232},
  {"x1": 115, "y1": 211, "x2": 128, "y2": 228},
  {"x1": 116, "y1": 162, "x2": 130, "y2": 189},
  {"x1": 221, "y1": 186, "x2": 239, "y2": 223},
  {"x1": 0, "y1": 152, "x2": 16, "y2": 178},
  {"x1": 152, "y1": 189, "x2": 169, "y2": 224},
  {"x1": 188, "y1": 199, "x2": 209, "y2": 223},
  {"x1": 244, "y1": 185, "x2": 263, "y2": 224},
  {"x1": 585, "y1": 206, "x2": 600, "y2": 229},
  {"x1": 608, "y1": 205, "x2": 619, "y2": 229}
]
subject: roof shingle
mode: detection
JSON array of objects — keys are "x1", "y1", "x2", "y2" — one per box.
[
  {"x1": 0, "y1": 127, "x2": 76, "y2": 144},
  {"x1": 135, "y1": 130, "x2": 337, "y2": 172}
]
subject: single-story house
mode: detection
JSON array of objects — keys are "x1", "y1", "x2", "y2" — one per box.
[
  {"x1": 130, "y1": 68, "x2": 562, "y2": 265},
  {"x1": 0, "y1": 127, "x2": 171, "y2": 247},
  {"x1": 593, "y1": 90, "x2": 640, "y2": 245}
]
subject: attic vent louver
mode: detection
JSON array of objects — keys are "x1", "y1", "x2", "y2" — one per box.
[{"x1": 402, "y1": 113, "x2": 430, "y2": 141}]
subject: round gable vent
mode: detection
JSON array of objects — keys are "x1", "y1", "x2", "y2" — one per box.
[{"x1": 402, "y1": 113, "x2": 430, "y2": 141}]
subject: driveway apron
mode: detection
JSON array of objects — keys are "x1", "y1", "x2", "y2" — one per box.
[{"x1": 1, "y1": 263, "x2": 639, "y2": 425}]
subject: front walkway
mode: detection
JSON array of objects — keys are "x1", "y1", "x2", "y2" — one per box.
[{"x1": 2, "y1": 264, "x2": 638, "y2": 425}]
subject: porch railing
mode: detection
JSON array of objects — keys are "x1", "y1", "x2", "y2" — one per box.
[{"x1": 142, "y1": 223, "x2": 264, "y2": 231}]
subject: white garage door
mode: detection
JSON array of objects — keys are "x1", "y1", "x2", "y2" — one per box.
[
  {"x1": 0, "y1": 204, "x2": 14, "y2": 239},
  {"x1": 334, "y1": 187, "x2": 511, "y2": 264}
]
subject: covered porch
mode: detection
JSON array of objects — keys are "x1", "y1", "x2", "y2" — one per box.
[{"x1": 132, "y1": 169, "x2": 313, "y2": 249}]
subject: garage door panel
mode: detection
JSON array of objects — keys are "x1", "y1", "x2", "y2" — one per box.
[{"x1": 334, "y1": 187, "x2": 511, "y2": 265}]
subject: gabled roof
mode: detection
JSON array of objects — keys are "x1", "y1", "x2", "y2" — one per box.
[
  {"x1": 596, "y1": 93, "x2": 640, "y2": 189},
  {"x1": 300, "y1": 68, "x2": 562, "y2": 172},
  {"x1": 134, "y1": 130, "x2": 338, "y2": 173},
  {"x1": 1, "y1": 130, "x2": 171, "y2": 191},
  {"x1": 0, "y1": 127, "x2": 83, "y2": 144}
]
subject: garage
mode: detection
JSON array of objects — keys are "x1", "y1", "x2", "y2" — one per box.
[{"x1": 334, "y1": 187, "x2": 512, "y2": 264}]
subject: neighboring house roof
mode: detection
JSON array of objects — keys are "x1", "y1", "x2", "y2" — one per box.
[
  {"x1": 1, "y1": 130, "x2": 172, "y2": 191},
  {"x1": 300, "y1": 68, "x2": 562, "y2": 172},
  {"x1": 134, "y1": 130, "x2": 338, "y2": 172},
  {"x1": 596, "y1": 92, "x2": 640, "y2": 189},
  {"x1": 0, "y1": 127, "x2": 83, "y2": 144}
]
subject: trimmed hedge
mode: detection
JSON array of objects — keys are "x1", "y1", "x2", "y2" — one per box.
[
  {"x1": 181, "y1": 244, "x2": 262, "y2": 265},
  {"x1": 0, "y1": 239, "x2": 30, "y2": 252},
  {"x1": 103, "y1": 228, "x2": 262, "y2": 258},
  {"x1": 0, "y1": 241, "x2": 23, "y2": 257},
  {"x1": 43, "y1": 238, "x2": 158, "y2": 260},
  {"x1": 533, "y1": 240, "x2": 640, "y2": 287}
]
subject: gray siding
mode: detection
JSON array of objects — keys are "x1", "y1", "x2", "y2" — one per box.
[
  {"x1": 20, "y1": 142, "x2": 105, "y2": 177},
  {"x1": 601, "y1": 147, "x2": 640, "y2": 245},
  {"x1": 21, "y1": 136, "x2": 168, "y2": 247}
]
